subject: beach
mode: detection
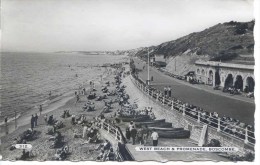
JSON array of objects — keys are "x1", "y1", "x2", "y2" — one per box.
[
  {"x1": 0, "y1": 52, "x2": 129, "y2": 161},
  {"x1": 0, "y1": 64, "x2": 125, "y2": 161}
]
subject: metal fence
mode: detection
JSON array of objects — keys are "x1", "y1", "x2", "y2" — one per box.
[{"x1": 130, "y1": 74, "x2": 255, "y2": 146}]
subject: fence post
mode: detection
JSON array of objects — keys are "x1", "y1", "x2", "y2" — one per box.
[
  {"x1": 244, "y1": 127, "x2": 249, "y2": 144},
  {"x1": 171, "y1": 100, "x2": 174, "y2": 110},
  {"x1": 107, "y1": 124, "x2": 110, "y2": 133},
  {"x1": 115, "y1": 129, "x2": 118, "y2": 140},
  {"x1": 101, "y1": 122, "x2": 104, "y2": 129},
  {"x1": 15, "y1": 110, "x2": 17, "y2": 129},
  {"x1": 197, "y1": 112, "x2": 200, "y2": 123},
  {"x1": 163, "y1": 97, "x2": 165, "y2": 105},
  {"x1": 217, "y1": 118, "x2": 221, "y2": 132},
  {"x1": 182, "y1": 105, "x2": 186, "y2": 116}
]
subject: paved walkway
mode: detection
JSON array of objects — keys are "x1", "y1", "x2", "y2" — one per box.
[
  {"x1": 120, "y1": 77, "x2": 228, "y2": 162},
  {"x1": 133, "y1": 58, "x2": 255, "y2": 125}
]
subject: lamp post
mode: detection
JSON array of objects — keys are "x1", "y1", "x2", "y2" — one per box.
[
  {"x1": 147, "y1": 48, "x2": 153, "y2": 86},
  {"x1": 147, "y1": 48, "x2": 150, "y2": 86}
]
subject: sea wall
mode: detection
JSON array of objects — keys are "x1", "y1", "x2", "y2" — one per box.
[{"x1": 129, "y1": 75, "x2": 254, "y2": 155}]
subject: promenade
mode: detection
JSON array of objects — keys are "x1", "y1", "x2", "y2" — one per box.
[
  {"x1": 118, "y1": 76, "x2": 228, "y2": 161},
  {"x1": 133, "y1": 58, "x2": 255, "y2": 125}
]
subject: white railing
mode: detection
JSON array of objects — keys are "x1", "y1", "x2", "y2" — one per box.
[
  {"x1": 130, "y1": 74, "x2": 255, "y2": 146},
  {"x1": 101, "y1": 121, "x2": 123, "y2": 143}
]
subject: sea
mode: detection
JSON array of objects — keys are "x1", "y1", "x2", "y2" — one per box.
[{"x1": 0, "y1": 52, "x2": 127, "y2": 131}]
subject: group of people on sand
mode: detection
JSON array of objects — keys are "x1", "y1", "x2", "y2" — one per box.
[
  {"x1": 125, "y1": 121, "x2": 159, "y2": 146},
  {"x1": 96, "y1": 140, "x2": 116, "y2": 161}
]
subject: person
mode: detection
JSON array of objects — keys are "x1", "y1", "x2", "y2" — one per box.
[
  {"x1": 97, "y1": 150, "x2": 105, "y2": 161},
  {"x1": 137, "y1": 127, "x2": 144, "y2": 145},
  {"x1": 164, "y1": 87, "x2": 167, "y2": 96},
  {"x1": 76, "y1": 94, "x2": 80, "y2": 103},
  {"x1": 35, "y1": 113, "x2": 38, "y2": 127},
  {"x1": 71, "y1": 115, "x2": 76, "y2": 125},
  {"x1": 44, "y1": 114, "x2": 48, "y2": 124},
  {"x1": 31, "y1": 115, "x2": 35, "y2": 131},
  {"x1": 106, "y1": 148, "x2": 116, "y2": 161},
  {"x1": 168, "y1": 86, "x2": 172, "y2": 98},
  {"x1": 128, "y1": 121, "x2": 135, "y2": 131},
  {"x1": 39, "y1": 105, "x2": 42, "y2": 116},
  {"x1": 151, "y1": 129, "x2": 159, "y2": 146},
  {"x1": 144, "y1": 107, "x2": 148, "y2": 115},
  {"x1": 49, "y1": 91, "x2": 52, "y2": 98},
  {"x1": 125, "y1": 127, "x2": 131, "y2": 141},
  {"x1": 75, "y1": 91, "x2": 77, "y2": 96},
  {"x1": 82, "y1": 125, "x2": 88, "y2": 138},
  {"x1": 130, "y1": 127, "x2": 137, "y2": 145},
  {"x1": 143, "y1": 125, "x2": 149, "y2": 145},
  {"x1": 5, "y1": 116, "x2": 8, "y2": 126}
]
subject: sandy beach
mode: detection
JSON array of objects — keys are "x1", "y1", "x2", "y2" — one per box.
[{"x1": 0, "y1": 65, "x2": 123, "y2": 161}]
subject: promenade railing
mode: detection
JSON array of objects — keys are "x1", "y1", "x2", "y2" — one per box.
[
  {"x1": 130, "y1": 74, "x2": 255, "y2": 146},
  {"x1": 101, "y1": 121, "x2": 124, "y2": 143}
]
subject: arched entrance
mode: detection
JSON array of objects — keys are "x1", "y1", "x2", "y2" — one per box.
[
  {"x1": 208, "y1": 70, "x2": 213, "y2": 85},
  {"x1": 197, "y1": 68, "x2": 200, "y2": 74},
  {"x1": 224, "y1": 74, "x2": 233, "y2": 88},
  {"x1": 215, "y1": 71, "x2": 221, "y2": 86},
  {"x1": 234, "y1": 75, "x2": 243, "y2": 91},
  {"x1": 245, "y1": 77, "x2": 255, "y2": 92}
]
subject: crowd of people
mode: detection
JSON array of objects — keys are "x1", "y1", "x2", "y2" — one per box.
[{"x1": 125, "y1": 121, "x2": 159, "y2": 146}]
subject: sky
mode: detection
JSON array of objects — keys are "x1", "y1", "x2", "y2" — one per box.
[{"x1": 0, "y1": 0, "x2": 255, "y2": 52}]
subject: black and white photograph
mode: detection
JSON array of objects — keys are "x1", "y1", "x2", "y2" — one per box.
[{"x1": 0, "y1": 0, "x2": 259, "y2": 163}]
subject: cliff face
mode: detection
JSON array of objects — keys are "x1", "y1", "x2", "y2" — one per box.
[
  {"x1": 134, "y1": 20, "x2": 254, "y2": 75},
  {"x1": 135, "y1": 20, "x2": 254, "y2": 64}
]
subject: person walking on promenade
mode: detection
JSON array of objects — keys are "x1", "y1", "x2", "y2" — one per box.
[
  {"x1": 143, "y1": 125, "x2": 149, "y2": 145},
  {"x1": 168, "y1": 86, "x2": 172, "y2": 98},
  {"x1": 137, "y1": 127, "x2": 144, "y2": 145},
  {"x1": 125, "y1": 127, "x2": 131, "y2": 142},
  {"x1": 164, "y1": 87, "x2": 167, "y2": 96},
  {"x1": 128, "y1": 121, "x2": 135, "y2": 131},
  {"x1": 31, "y1": 115, "x2": 35, "y2": 131},
  {"x1": 151, "y1": 129, "x2": 159, "y2": 146},
  {"x1": 35, "y1": 113, "x2": 38, "y2": 127},
  {"x1": 130, "y1": 127, "x2": 137, "y2": 145},
  {"x1": 39, "y1": 105, "x2": 42, "y2": 116}
]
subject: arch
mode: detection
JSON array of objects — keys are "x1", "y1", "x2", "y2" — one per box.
[
  {"x1": 201, "y1": 69, "x2": 205, "y2": 76},
  {"x1": 197, "y1": 68, "x2": 200, "y2": 74},
  {"x1": 215, "y1": 71, "x2": 221, "y2": 86},
  {"x1": 208, "y1": 70, "x2": 213, "y2": 85},
  {"x1": 224, "y1": 74, "x2": 234, "y2": 88},
  {"x1": 245, "y1": 76, "x2": 255, "y2": 93},
  {"x1": 234, "y1": 75, "x2": 243, "y2": 91}
]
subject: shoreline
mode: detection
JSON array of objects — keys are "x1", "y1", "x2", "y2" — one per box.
[
  {"x1": 0, "y1": 64, "x2": 112, "y2": 138},
  {"x1": 0, "y1": 63, "x2": 123, "y2": 161}
]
